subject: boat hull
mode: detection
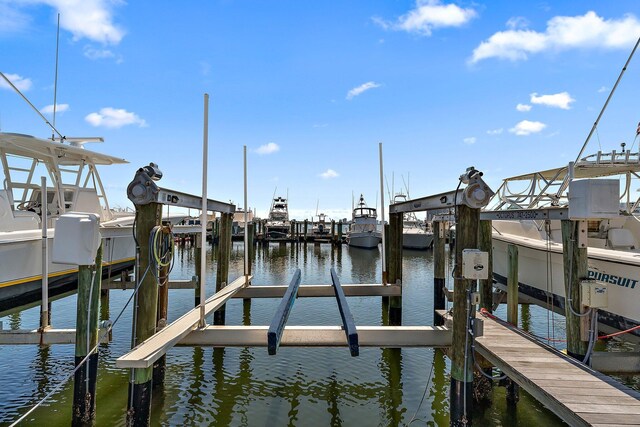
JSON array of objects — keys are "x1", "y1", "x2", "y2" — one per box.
[
  {"x1": 492, "y1": 228, "x2": 640, "y2": 340},
  {"x1": 347, "y1": 232, "x2": 381, "y2": 249},
  {"x1": 0, "y1": 227, "x2": 135, "y2": 311},
  {"x1": 402, "y1": 231, "x2": 434, "y2": 250}
]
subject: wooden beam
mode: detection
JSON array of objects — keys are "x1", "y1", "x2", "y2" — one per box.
[
  {"x1": 591, "y1": 352, "x2": 640, "y2": 374},
  {"x1": 102, "y1": 278, "x2": 196, "y2": 290},
  {"x1": 234, "y1": 284, "x2": 401, "y2": 298},
  {"x1": 179, "y1": 325, "x2": 452, "y2": 347},
  {"x1": 268, "y1": 269, "x2": 302, "y2": 355},
  {"x1": 116, "y1": 275, "x2": 251, "y2": 369},
  {"x1": 0, "y1": 328, "x2": 110, "y2": 345},
  {"x1": 330, "y1": 268, "x2": 359, "y2": 356}
]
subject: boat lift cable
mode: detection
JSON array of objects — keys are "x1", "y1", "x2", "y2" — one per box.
[
  {"x1": 405, "y1": 350, "x2": 437, "y2": 426},
  {"x1": 0, "y1": 71, "x2": 64, "y2": 141},
  {"x1": 8, "y1": 264, "x2": 152, "y2": 427}
]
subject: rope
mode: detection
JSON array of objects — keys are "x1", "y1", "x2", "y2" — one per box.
[
  {"x1": 405, "y1": 350, "x2": 437, "y2": 426},
  {"x1": 9, "y1": 264, "x2": 152, "y2": 427}
]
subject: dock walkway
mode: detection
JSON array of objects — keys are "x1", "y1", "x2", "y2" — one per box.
[{"x1": 475, "y1": 312, "x2": 640, "y2": 426}]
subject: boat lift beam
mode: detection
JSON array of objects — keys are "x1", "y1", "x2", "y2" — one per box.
[
  {"x1": 157, "y1": 187, "x2": 235, "y2": 214},
  {"x1": 268, "y1": 269, "x2": 302, "y2": 355},
  {"x1": 480, "y1": 208, "x2": 569, "y2": 221},
  {"x1": 330, "y1": 268, "x2": 359, "y2": 356},
  {"x1": 389, "y1": 189, "x2": 465, "y2": 213}
]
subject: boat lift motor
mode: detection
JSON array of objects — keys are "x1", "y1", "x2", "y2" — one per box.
[
  {"x1": 459, "y1": 166, "x2": 494, "y2": 209},
  {"x1": 127, "y1": 163, "x2": 163, "y2": 206}
]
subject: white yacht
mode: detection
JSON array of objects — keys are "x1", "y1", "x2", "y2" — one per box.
[
  {"x1": 489, "y1": 146, "x2": 640, "y2": 340},
  {"x1": 265, "y1": 196, "x2": 290, "y2": 239},
  {"x1": 311, "y1": 212, "x2": 331, "y2": 238},
  {"x1": 393, "y1": 193, "x2": 434, "y2": 250},
  {"x1": 0, "y1": 132, "x2": 135, "y2": 311},
  {"x1": 347, "y1": 194, "x2": 381, "y2": 249},
  {"x1": 232, "y1": 207, "x2": 255, "y2": 240}
]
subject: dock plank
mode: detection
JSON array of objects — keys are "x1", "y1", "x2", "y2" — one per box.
[{"x1": 475, "y1": 313, "x2": 640, "y2": 427}]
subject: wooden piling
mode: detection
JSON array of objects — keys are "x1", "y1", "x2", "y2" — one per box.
[
  {"x1": 243, "y1": 222, "x2": 254, "y2": 314},
  {"x1": 507, "y1": 244, "x2": 519, "y2": 326},
  {"x1": 388, "y1": 212, "x2": 403, "y2": 326},
  {"x1": 153, "y1": 230, "x2": 170, "y2": 391},
  {"x1": 478, "y1": 220, "x2": 493, "y2": 312},
  {"x1": 561, "y1": 220, "x2": 589, "y2": 360},
  {"x1": 433, "y1": 220, "x2": 446, "y2": 326},
  {"x1": 215, "y1": 212, "x2": 233, "y2": 325},
  {"x1": 290, "y1": 220, "x2": 295, "y2": 241},
  {"x1": 331, "y1": 220, "x2": 336, "y2": 244},
  {"x1": 303, "y1": 219, "x2": 308, "y2": 242},
  {"x1": 450, "y1": 204, "x2": 479, "y2": 426},
  {"x1": 72, "y1": 244, "x2": 103, "y2": 426},
  {"x1": 127, "y1": 202, "x2": 162, "y2": 426},
  {"x1": 337, "y1": 220, "x2": 343, "y2": 247}
]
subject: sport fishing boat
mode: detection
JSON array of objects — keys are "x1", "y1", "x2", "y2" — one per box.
[
  {"x1": 231, "y1": 207, "x2": 254, "y2": 240},
  {"x1": 393, "y1": 193, "x2": 434, "y2": 250},
  {"x1": 488, "y1": 144, "x2": 640, "y2": 340},
  {"x1": 347, "y1": 194, "x2": 381, "y2": 249},
  {"x1": 265, "y1": 196, "x2": 290, "y2": 239},
  {"x1": 311, "y1": 212, "x2": 331, "y2": 238},
  {"x1": 0, "y1": 132, "x2": 136, "y2": 311}
]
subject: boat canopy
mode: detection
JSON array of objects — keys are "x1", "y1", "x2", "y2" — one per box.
[{"x1": 0, "y1": 133, "x2": 128, "y2": 165}]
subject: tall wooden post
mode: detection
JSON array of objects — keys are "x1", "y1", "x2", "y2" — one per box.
[
  {"x1": 507, "y1": 244, "x2": 519, "y2": 326},
  {"x1": 475, "y1": 220, "x2": 495, "y2": 403},
  {"x1": 388, "y1": 212, "x2": 403, "y2": 325},
  {"x1": 215, "y1": 212, "x2": 232, "y2": 325},
  {"x1": 450, "y1": 204, "x2": 479, "y2": 426},
  {"x1": 290, "y1": 220, "x2": 295, "y2": 242},
  {"x1": 127, "y1": 202, "x2": 162, "y2": 426},
  {"x1": 561, "y1": 220, "x2": 589, "y2": 360},
  {"x1": 433, "y1": 220, "x2": 446, "y2": 326},
  {"x1": 72, "y1": 244, "x2": 102, "y2": 426},
  {"x1": 303, "y1": 219, "x2": 308, "y2": 242},
  {"x1": 243, "y1": 222, "x2": 254, "y2": 315},
  {"x1": 337, "y1": 220, "x2": 343, "y2": 247},
  {"x1": 153, "y1": 230, "x2": 170, "y2": 390},
  {"x1": 478, "y1": 220, "x2": 493, "y2": 312},
  {"x1": 331, "y1": 219, "x2": 336, "y2": 244}
]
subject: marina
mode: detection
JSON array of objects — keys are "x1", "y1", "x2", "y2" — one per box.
[{"x1": 2, "y1": 2, "x2": 640, "y2": 426}]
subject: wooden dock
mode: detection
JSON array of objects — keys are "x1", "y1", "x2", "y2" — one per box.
[{"x1": 475, "y1": 312, "x2": 640, "y2": 427}]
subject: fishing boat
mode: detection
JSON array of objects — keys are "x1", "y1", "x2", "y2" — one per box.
[
  {"x1": 0, "y1": 132, "x2": 136, "y2": 311},
  {"x1": 347, "y1": 194, "x2": 381, "y2": 249},
  {"x1": 393, "y1": 193, "x2": 434, "y2": 250},
  {"x1": 265, "y1": 196, "x2": 290, "y2": 239},
  {"x1": 232, "y1": 207, "x2": 254, "y2": 240},
  {"x1": 488, "y1": 144, "x2": 640, "y2": 340},
  {"x1": 311, "y1": 212, "x2": 331, "y2": 238}
]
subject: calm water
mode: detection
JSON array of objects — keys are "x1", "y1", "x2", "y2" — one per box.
[{"x1": 1, "y1": 241, "x2": 629, "y2": 426}]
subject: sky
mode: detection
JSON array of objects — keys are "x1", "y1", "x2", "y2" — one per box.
[{"x1": 2, "y1": 0, "x2": 640, "y2": 220}]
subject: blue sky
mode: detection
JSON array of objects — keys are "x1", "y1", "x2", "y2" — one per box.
[{"x1": 2, "y1": 0, "x2": 640, "y2": 220}]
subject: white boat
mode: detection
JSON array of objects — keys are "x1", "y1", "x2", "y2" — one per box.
[
  {"x1": 311, "y1": 212, "x2": 331, "y2": 238},
  {"x1": 0, "y1": 132, "x2": 136, "y2": 311},
  {"x1": 265, "y1": 196, "x2": 290, "y2": 239},
  {"x1": 489, "y1": 146, "x2": 640, "y2": 340},
  {"x1": 232, "y1": 207, "x2": 254, "y2": 240},
  {"x1": 347, "y1": 194, "x2": 381, "y2": 249},
  {"x1": 393, "y1": 193, "x2": 434, "y2": 250}
]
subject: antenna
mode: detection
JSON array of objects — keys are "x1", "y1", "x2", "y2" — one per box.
[
  {"x1": 315, "y1": 199, "x2": 319, "y2": 216},
  {"x1": 52, "y1": 13, "x2": 61, "y2": 140},
  {"x1": 0, "y1": 72, "x2": 64, "y2": 140},
  {"x1": 392, "y1": 172, "x2": 395, "y2": 198},
  {"x1": 385, "y1": 175, "x2": 391, "y2": 201},
  {"x1": 402, "y1": 174, "x2": 408, "y2": 196}
]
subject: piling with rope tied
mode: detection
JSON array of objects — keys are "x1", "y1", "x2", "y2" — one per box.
[
  {"x1": 153, "y1": 224, "x2": 174, "y2": 390},
  {"x1": 433, "y1": 220, "x2": 446, "y2": 326}
]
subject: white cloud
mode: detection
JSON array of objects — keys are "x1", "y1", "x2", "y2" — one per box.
[
  {"x1": 0, "y1": 2, "x2": 30, "y2": 34},
  {"x1": 530, "y1": 91, "x2": 574, "y2": 109},
  {"x1": 2, "y1": 1, "x2": 124, "y2": 44},
  {"x1": 256, "y1": 142, "x2": 280, "y2": 155},
  {"x1": 374, "y1": 0, "x2": 477, "y2": 36},
  {"x1": 506, "y1": 16, "x2": 529, "y2": 30},
  {"x1": 463, "y1": 137, "x2": 476, "y2": 145},
  {"x1": 487, "y1": 128, "x2": 503, "y2": 135},
  {"x1": 598, "y1": 86, "x2": 608, "y2": 93},
  {"x1": 516, "y1": 103, "x2": 532, "y2": 112},
  {"x1": 319, "y1": 169, "x2": 339, "y2": 179},
  {"x1": 346, "y1": 81, "x2": 381, "y2": 100},
  {"x1": 83, "y1": 45, "x2": 122, "y2": 62},
  {"x1": 509, "y1": 120, "x2": 546, "y2": 136},
  {"x1": 470, "y1": 11, "x2": 640, "y2": 63},
  {"x1": 41, "y1": 103, "x2": 69, "y2": 114},
  {"x1": 0, "y1": 73, "x2": 32, "y2": 91},
  {"x1": 85, "y1": 107, "x2": 147, "y2": 129}
]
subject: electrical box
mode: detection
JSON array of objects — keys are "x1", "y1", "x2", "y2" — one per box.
[
  {"x1": 580, "y1": 280, "x2": 608, "y2": 308},
  {"x1": 461, "y1": 249, "x2": 489, "y2": 280},
  {"x1": 52, "y1": 213, "x2": 101, "y2": 265},
  {"x1": 568, "y1": 179, "x2": 620, "y2": 219}
]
